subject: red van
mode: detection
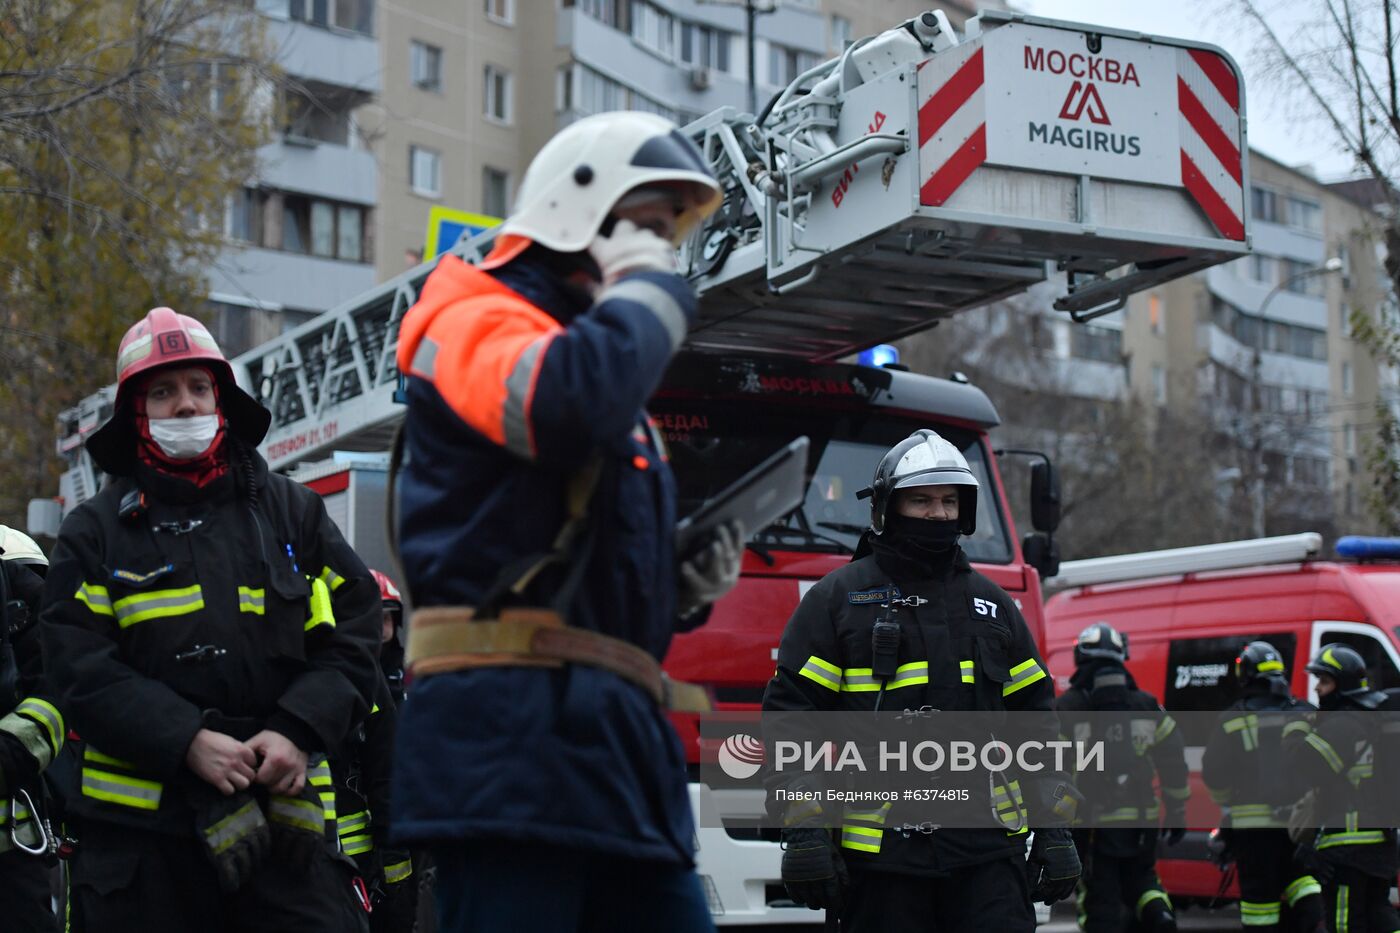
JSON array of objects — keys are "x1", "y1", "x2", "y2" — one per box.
[{"x1": 1043, "y1": 533, "x2": 1400, "y2": 904}]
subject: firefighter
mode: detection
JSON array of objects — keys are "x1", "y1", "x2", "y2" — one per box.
[
  {"x1": 1055, "y1": 622, "x2": 1189, "y2": 933},
  {"x1": 1201, "y1": 641, "x2": 1321, "y2": 931},
  {"x1": 390, "y1": 111, "x2": 736, "y2": 932},
  {"x1": 1285, "y1": 644, "x2": 1399, "y2": 933},
  {"x1": 333, "y1": 569, "x2": 416, "y2": 933},
  {"x1": 40, "y1": 308, "x2": 382, "y2": 933},
  {"x1": 0, "y1": 527, "x2": 63, "y2": 932},
  {"x1": 762, "y1": 429, "x2": 1080, "y2": 933}
]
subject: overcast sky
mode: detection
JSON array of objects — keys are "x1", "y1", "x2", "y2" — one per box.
[{"x1": 1013, "y1": 0, "x2": 1361, "y2": 182}]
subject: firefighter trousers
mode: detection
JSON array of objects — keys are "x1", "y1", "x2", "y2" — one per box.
[
  {"x1": 431, "y1": 840, "x2": 714, "y2": 933},
  {"x1": 1231, "y1": 829, "x2": 1322, "y2": 931},
  {"x1": 1324, "y1": 865, "x2": 1400, "y2": 933},
  {"x1": 1075, "y1": 831, "x2": 1175, "y2": 933},
  {"x1": 65, "y1": 820, "x2": 369, "y2": 933},
  {"x1": 839, "y1": 855, "x2": 1036, "y2": 933},
  {"x1": 0, "y1": 849, "x2": 56, "y2": 932}
]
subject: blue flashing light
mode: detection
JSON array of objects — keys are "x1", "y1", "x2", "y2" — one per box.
[
  {"x1": 1336, "y1": 536, "x2": 1400, "y2": 560},
  {"x1": 858, "y1": 344, "x2": 899, "y2": 368}
]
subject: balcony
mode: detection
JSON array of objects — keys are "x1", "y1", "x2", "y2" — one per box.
[
  {"x1": 208, "y1": 245, "x2": 376, "y2": 315},
  {"x1": 258, "y1": 139, "x2": 376, "y2": 205},
  {"x1": 260, "y1": 13, "x2": 379, "y2": 93}
]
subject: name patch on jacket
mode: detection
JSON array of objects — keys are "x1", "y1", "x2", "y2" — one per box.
[
  {"x1": 847, "y1": 586, "x2": 902, "y2": 605},
  {"x1": 109, "y1": 564, "x2": 175, "y2": 588}
]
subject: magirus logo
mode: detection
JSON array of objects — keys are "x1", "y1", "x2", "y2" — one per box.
[{"x1": 717, "y1": 733, "x2": 765, "y2": 780}]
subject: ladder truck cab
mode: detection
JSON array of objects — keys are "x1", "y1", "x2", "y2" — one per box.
[
  {"x1": 1044, "y1": 534, "x2": 1400, "y2": 908},
  {"x1": 40, "y1": 8, "x2": 1251, "y2": 926}
]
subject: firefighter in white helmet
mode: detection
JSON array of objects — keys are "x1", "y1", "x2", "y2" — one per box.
[
  {"x1": 763, "y1": 429, "x2": 1080, "y2": 932},
  {"x1": 392, "y1": 112, "x2": 739, "y2": 931},
  {"x1": 0, "y1": 526, "x2": 62, "y2": 932}
]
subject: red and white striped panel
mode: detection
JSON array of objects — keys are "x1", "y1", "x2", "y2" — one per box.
[
  {"x1": 917, "y1": 45, "x2": 986, "y2": 208},
  {"x1": 1177, "y1": 48, "x2": 1245, "y2": 241}
]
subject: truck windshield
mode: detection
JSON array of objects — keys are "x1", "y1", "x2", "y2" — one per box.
[{"x1": 653, "y1": 403, "x2": 1013, "y2": 564}]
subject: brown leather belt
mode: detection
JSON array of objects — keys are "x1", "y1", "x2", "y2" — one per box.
[{"x1": 406, "y1": 607, "x2": 711, "y2": 712}]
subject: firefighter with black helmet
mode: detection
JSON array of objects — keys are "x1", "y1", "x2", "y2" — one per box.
[
  {"x1": 1055, "y1": 622, "x2": 1189, "y2": 933},
  {"x1": 1285, "y1": 643, "x2": 1399, "y2": 932},
  {"x1": 390, "y1": 112, "x2": 737, "y2": 931},
  {"x1": 762, "y1": 429, "x2": 1080, "y2": 932},
  {"x1": 1202, "y1": 641, "x2": 1321, "y2": 931},
  {"x1": 0, "y1": 527, "x2": 63, "y2": 932},
  {"x1": 40, "y1": 308, "x2": 382, "y2": 932}
]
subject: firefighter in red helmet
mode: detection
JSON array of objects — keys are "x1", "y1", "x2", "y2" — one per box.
[{"x1": 41, "y1": 307, "x2": 381, "y2": 932}]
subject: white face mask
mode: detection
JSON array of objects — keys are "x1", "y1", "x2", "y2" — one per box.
[{"x1": 148, "y1": 415, "x2": 220, "y2": 459}]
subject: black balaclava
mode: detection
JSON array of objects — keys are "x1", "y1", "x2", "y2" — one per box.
[{"x1": 871, "y1": 512, "x2": 961, "y2": 581}]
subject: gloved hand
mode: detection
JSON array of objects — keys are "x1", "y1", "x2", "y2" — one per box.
[
  {"x1": 1294, "y1": 841, "x2": 1334, "y2": 884},
  {"x1": 781, "y1": 827, "x2": 848, "y2": 911},
  {"x1": 1161, "y1": 805, "x2": 1187, "y2": 846},
  {"x1": 588, "y1": 218, "x2": 677, "y2": 286},
  {"x1": 266, "y1": 782, "x2": 326, "y2": 873},
  {"x1": 678, "y1": 521, "x2": 744, "y2": 617},
  {"x1": 1027, "y1": 828, "x2": 1082, "y2": 904},
  {"x1": 194, "y1": 791, "x2": 272, "y2": 893}
]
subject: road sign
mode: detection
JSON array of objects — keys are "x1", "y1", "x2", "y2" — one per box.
[{"x1": 424, "y1": 206, "x2": 501, "y2": 259}]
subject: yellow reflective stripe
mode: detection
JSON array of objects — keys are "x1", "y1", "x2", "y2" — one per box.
[
  {"x1": 960, "y1": 660, "x2": 974, "y2": 683},
  {"x1": 887, "y1": 661, "x2": 929, "y2": 690},
  {"x1": 1337, "y1": 884, "x2": 1350, "y2": 933},
  {"x1": 1240, "y1": 900, "x2": 1281, "y2": 925},
  {"x1": 1304, "y1": 732, "x2": 1344, "y2": 774},
  {"x1": 15, "y1": 698, "x2": 64, "y2": 756},
  {"x1": 384, "y1": 858, "x2": 413, "y2": 884},
  {"x1": 1284, "y1": 875, "x2": 1321, "y2": 905},
  {"x1": 1163, "y1": 785, "x2": 1191, "y2": 801},
  {"x1": 1257, "y1": 659, "x2": 1284, "y2": 672},
  {"x1": 81, "y1": 768, "x2": 163, "y2": 810},
  {"x1": 268, "y1": 795, "x2": 323, "y2": 834},
  {"x1": 1318, "y1": 830, "x2": 1386, "y2": 849},
  {"x1": 1137, "y1": 889, "x2": 1172, "y2": 917},
  {"x1": 1003, "y1": 658, "x2": 1047, "y2": 697},
  {"x1": 317, "y1": 565, "x2": 346, "y2": 592},
  {"x1": 338, "y1": 810, "x2": 371, "y2": 835},
  {"x1": 237, "y1": 586, "x2": 266, "y2": 616},
  {"x1": 1282, "y1": 720, "x2": 1312, "y2": 739},
  {"x1": 203, "y1": 799, "x2": 265, "y2": 855},
  {"x1": 75, "y1": 582, "x2": 114, "y2": 616},
  {"x1": 305, "y1": 577, "x2": 335, "y2": 632},
  {"x1": 1155, "y1": 716, "x2": 1177, "y2": 743},
  {"x1": 84, "y1": 747, "x2": 137, "y2": 769},
  {"x1": 342, "y1": 834, "x2": 374, "y2": 855},
  {"x1": 840, "y1": 825, "x2": 883, "y2": 853},
  {"x1": 840, "y1": 668, "x2": 880, "y2": 692},
  {"x1": 112, "y1": 585, "x2": 204, "y2": 628},
  {"x1": 797, "y1": 656, "x2": 841, "y2": 692}
]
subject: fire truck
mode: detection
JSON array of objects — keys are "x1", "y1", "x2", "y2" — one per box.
[{"x1": 41, "y1": 8, "x2": 1250, "y2": 925}]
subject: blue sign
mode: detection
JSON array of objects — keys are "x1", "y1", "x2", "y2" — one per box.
[{"x1": 424, "y1": 207, "x2": 503, "y2": 258}]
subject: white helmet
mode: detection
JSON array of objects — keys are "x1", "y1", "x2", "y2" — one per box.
[
  {"x1": 862, "y1": 429, "x2": 979, "y2": 536},
  {"x1": 0, "y1": 526, "x2": 47, "y2": 573},
  {"x1": 497, "y1": 112, "x2": 721, "y2": 254}
]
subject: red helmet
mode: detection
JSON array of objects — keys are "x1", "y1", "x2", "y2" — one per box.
[
  {"x1": 113, "y1": 308, "x2": 233, "y2": 410},
  {"x1": 370, "y1": 569, "x2": 402, "y2": 609},
  {"x1": 87, "y1": 307, "x2": 272, "y2": 475}
]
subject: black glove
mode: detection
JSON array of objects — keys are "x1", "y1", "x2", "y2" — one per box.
[
  {"x1": 194, "y1": 791, "x2": 272, "y2": 893},
  {"x1": 266, "y1": 783, "x2": 326, "y2": 872},
  {"x1": 781, "y1": 828, "x2": 848, "y2": 911},
  {"x1": 1027, "y1": 828, "x2": 1082, "y2": 904},
  {"x1": 1294, "y1": 841, "x2": 1334, "y2": 884},
  {"x1": 0, "y1": 731, "x2": 39, "y2": 796}
]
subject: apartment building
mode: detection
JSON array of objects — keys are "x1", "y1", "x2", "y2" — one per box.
[
  {"x1": 365, "y1": 0, "x2": 999, "y2": 282},
  {"x1": 203, "y1": 0, "x2": 380, "y2": 356}
]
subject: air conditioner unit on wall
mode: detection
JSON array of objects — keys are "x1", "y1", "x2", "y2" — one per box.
[{"x1": 689, "y1": 67, "x2": 711, "y2": 91}]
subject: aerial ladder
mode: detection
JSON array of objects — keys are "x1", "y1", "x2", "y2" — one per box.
[{"x1": 43, "y1": 8, "x2": 1250, "y2": 515}]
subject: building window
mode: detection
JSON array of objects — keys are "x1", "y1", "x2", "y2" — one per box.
[
  {"x1": 631, "y1": 1, "x2": 674, "y2": 58},
  {"x1": 1342, "y1": 361, "x2": 1354, "y2": 396},
  {"x1": 1251, "y1": 185, "x2": 1278, "y2": 223},
  {"x1": 680, "y1": 22, "x2": 732, "y2": 72},
  {"x1": 1345, "y1": 422, "x2": 1357, "y2": 457},
  {"x1": 337, "y1": 204, "x2": 363, "y2": 261},
  {"x1": 1250, "y1": 253, "x2": 1277, "y2": 286},
  {"x1": 280, "y1": 194, "x2": 366, "y2": 260},
  {"x1": 1283, "y1": 258, "x2": 1327, "y2": 297},
  {"x1": 562, "y1": 64, "x2": 676, "y2": 120},
  {"x1": 1286, "y1": 196, "x2": 1322, "y2": 234},
  {"x1": 1070, "y1": 323, "x2": 1122, "y2": 363},
  {"x1": 1211, "y1": 296, "x2": 1327, "y2": 360},
  {"x1": 485, "y1": 0, "x2": 514, "y2": 25},
  {"x1": 484, "y1": 65, "x2": 512, "y2": 123},
  {"x1": 411, "y1": 41, "x2": 442, "y2": 92},
  {"x1": 1152, "y1": 364, "x2": 1166, "y2": 406},
  {"x1": 566, "y1": 0, "x2": 628, "y2": 31},
  {"x1": 282, "y1": 87, "x2": 353, "y2": 145},
  {"x1": 1149, "y1": 293, "x2": 1161, "y2": 334},
  {"x1": 226, "y1": 188, "x2": 262, "y2": 243},
  {"x1": 410, "y1": 145, "x2": 441, "y2": 197},
  {"x1": 482, "y1": 167, "x2": 510, "y2": 218},
  {"x1": 769, "y1": 44, "x2": 820, "y2": 86},
  {"x1": 831, "y1": 14, "x2": 852, "y2": 52}
]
